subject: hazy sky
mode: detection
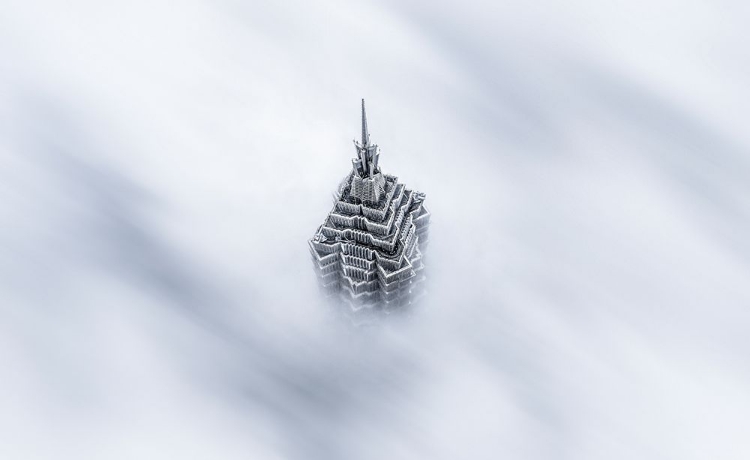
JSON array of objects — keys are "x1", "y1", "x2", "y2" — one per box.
[{"x1": 2, "y1": 1, "x2": 749, "y2": 459}]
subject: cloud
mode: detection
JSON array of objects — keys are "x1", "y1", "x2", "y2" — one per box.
[{"x1": 1, "y1": 1, "x2": 749, "y2": 459}]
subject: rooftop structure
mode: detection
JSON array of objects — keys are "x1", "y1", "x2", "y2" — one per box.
[{"x1": 309, "y1": 100, "x2": 430, "y2": 313}]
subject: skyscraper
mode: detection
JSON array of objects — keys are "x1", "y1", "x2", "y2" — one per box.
[{"x1": 309, "y1": 100, "x2": 430, "y2": 313}]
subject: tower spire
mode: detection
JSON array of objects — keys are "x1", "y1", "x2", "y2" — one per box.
[
  {"x1": 352, "y1": 98, "x2": 379, "y2": 178},
  {"x1": 361, "y1": 98, "x2": 369, "y2": 147}
]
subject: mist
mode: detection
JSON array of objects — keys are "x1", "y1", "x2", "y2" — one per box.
[{"x1": 1, "y1": 0, "x2": 749, "y2": 458}]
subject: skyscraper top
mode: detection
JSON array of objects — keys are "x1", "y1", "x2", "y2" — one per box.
[{"x1": 309, "y1": 99, "x2": 431, "y2": 314}]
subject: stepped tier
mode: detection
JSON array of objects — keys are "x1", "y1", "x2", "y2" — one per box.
[{"x1": 309, "y1": 170, "x2": 430, "y2": 310}]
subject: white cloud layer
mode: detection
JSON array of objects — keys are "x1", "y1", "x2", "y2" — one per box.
[{"x1": 1, "y1": 1, "x2": 749, "y2": 458}]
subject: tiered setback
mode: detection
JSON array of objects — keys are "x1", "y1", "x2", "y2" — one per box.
[{"x1": 309, "y1": 171, "x2": 430, "y2": 310}]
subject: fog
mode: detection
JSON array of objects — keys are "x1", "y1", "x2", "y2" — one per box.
[{"x1": 2, "y1": 0, "x2": 749, "y2": 458}]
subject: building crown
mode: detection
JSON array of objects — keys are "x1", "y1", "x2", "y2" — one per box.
[{"x1": 353, "y1": 99, "x2": 380, "y2": 178}]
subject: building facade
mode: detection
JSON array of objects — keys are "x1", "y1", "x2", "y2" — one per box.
[{"x1": 309, "y1": 100, "x2": 430, "y2": 312}]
